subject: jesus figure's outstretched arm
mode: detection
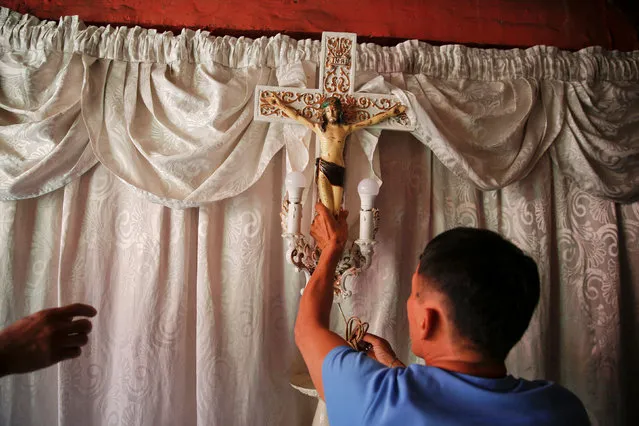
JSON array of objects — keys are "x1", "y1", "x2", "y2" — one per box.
[
  {"x1": 348, "y1": 104, "x2": 407, "y2": 132},
  {"x1": 265, "y1": 95, "x2": 317, "y2": 132}
]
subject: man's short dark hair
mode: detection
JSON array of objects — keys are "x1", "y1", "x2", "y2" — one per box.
[{"x1": 418, "y1": 227, "x2": 540, "y2": 361}]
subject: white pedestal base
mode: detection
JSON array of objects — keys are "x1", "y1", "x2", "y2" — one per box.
[{"x1": 290, "y1": 372, "x2": 330, "y2": 426}]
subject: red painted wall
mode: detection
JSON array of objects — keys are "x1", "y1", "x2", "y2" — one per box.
[{"x1": 1, "y1": 0, "x2": 637, "y2": 50}]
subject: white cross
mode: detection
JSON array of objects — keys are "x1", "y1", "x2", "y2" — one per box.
[{"x1": 254, "y1": 32, "x2": 413, "y2": 131}]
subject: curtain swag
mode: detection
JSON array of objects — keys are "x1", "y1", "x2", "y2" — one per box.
[{"x1": 1, "y1": 7, "x2": 638, "y2": 207}]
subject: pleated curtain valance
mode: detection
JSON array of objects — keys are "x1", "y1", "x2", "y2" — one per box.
[{"x1": 1, "y1": 7, "x2": 638, "y2": 207}]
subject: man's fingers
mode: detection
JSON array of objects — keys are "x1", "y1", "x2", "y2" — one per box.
[
  {"x1": 54, "y1": 347, "x2": 82, "y2": 363},
  {"x1": 314, "y1": 202, "x2": 337, "y2": 230},
  {"x1": 315, "y1": 202, "x2": 332, "y2": 219},
  {"x1": 52, "y1": 303, "x2": 97, "y2": 319},
  {"x1": 362, "y1": 333, "x2": 384, "y2": 345},
  {"x1": 316, "y1": 202, "x2": 342, "y2": 233},
  {"x1": 61, "y1": 333, "x2": 90, "y2": 348},
  {"x1": 338, "y1": 209, "x2": 349, "y2": 221},
  {"x1": 61, "y1": 318, "x2": 93, "y2": 335}
]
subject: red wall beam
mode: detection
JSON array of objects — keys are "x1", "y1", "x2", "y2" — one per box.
[{"x1": 1, "y1": 0, "x2": 637, "y2": 50}]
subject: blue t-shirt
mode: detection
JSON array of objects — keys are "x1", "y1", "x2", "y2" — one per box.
[{"x1": 322, "y1": 346, "x2": 590, "y2": 426}]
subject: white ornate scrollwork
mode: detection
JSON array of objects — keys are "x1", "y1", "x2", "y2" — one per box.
[
  {"x1": 282, "y1": 232, "x2": 317, "y2": 281},
  {"x1": 254, "y1": 31, "x2": 414, "y2": 132}
]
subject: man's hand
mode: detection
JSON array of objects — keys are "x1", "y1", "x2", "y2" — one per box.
[
  {"x1": 0, "y1": 303, "x2": 97, "y2": 377},
  {"x1": 362, "y1": 333, "x2": 405, "y2": 368},
  {"x1": 310, "y1": 202, "x2": 349, "y2": 252}
]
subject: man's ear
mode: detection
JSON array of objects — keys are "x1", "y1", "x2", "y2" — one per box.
[{"x1": 421, "y1": 307, "x2": 440, "y2": 341}]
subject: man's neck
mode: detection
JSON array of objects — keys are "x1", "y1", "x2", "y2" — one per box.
[
  {"x1": 426, "y1": 358, "x2": 507, "y2": 378},
  {"x1": 421, "y1": 346, "x2": 507, "y2": 378}
]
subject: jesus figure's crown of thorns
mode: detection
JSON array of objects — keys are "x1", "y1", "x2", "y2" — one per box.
[{"x1": 321, "y1": 97, "x2": 343, "y2": 109}]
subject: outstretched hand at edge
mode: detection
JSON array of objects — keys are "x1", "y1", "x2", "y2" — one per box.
[{"x1": 0, "y1": 303, "x2": 97, "y2": 377}]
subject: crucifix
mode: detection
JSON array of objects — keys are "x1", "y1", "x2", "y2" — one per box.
[
  {"x1": 254, "y1": 31, "x2": 414, "y2": 214},
  {"x1": 254, "y1": 32, "x2": 414, "y2": 298}
]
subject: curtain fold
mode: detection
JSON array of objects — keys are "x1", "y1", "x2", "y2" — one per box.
[
  {"x1": 0, "y1": 7, "x2": 638, "y2": 205},
  {"x1": 0, "y1": 13, "x2": 96, "y2": 200}
]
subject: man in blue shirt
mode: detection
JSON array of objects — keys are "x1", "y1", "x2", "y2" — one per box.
[{"x1": 294, "y1": 203, "x2": 590, "y2": 425}]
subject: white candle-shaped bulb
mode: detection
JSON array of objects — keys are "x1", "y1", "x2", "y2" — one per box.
[
  {"x1": 358, "y1": 178, "x2": 379, "y2": 241},
  {"x1": 357, "y1": 178, "x2": 380, "y2": 210},
  {"x1": 285, "y1": 171, "x2": 306, "y2": 234},
  {"x1": 285, "y1": 171, "x2": 306, "y2": 203}
]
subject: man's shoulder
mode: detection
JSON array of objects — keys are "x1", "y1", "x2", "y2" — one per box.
[
  {"x1": 519, "y1": 377, "x2": 585, "y2": 401},
  {"x1": 541, "y1": 382, "x2": 590, "y2": 415},
  {"x1": 506, "y1": 378, "x2": 591, "y2": 425},
  {"x1": 323, "y1": 347, "x2": 440, "y2": 385},
  {"x1": 322, "y1": 345, "x2": 384, "y2": 377}
]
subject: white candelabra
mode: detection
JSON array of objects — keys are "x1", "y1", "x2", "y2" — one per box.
[{"x1": 281, "y1": 172, "x2": 380, "y2": 299}]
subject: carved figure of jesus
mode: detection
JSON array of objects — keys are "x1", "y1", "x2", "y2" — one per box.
[{"x1": 266, "y1": 95, "x2": 406, "y2": 216}]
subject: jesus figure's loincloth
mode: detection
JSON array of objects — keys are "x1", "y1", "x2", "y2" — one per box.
[{"x1": 315, "y1": 158, "x2": 345, "y2": 187}]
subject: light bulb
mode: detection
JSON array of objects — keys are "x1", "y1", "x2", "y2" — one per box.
[
  {"x1": 357, "y1": 178, "x2": 380, "y2": 196},
  {"x1": 285, "y1": 171, "x2": 306, "y2": 203},
  {"x1": 286, "y1": 171, "x2": 306, "y2": 190},
  {"x1": 358, "y1": 178, "x2": 380, "y2": 210}
]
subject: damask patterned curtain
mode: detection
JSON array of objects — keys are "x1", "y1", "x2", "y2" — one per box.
[{"x1": 0, "y1": 7, "x2": 638, "y2": 426}]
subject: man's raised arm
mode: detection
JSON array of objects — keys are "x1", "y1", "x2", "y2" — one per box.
[{"x1": 294, "y1": 203, "x2": 350, "y2": 400}]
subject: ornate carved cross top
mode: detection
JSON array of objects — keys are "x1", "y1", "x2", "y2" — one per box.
[{"x1": 254, "y1": 32, "x2": 413, "y2": 131}]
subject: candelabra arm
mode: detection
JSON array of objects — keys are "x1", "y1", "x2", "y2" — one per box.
[{"x1": 281, "y1": 199, "x2": 381, "y2": 300}]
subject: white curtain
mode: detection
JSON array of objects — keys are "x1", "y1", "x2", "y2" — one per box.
[{"x1": 0, "y1": 7, "x2": 638, "y2": 426}]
